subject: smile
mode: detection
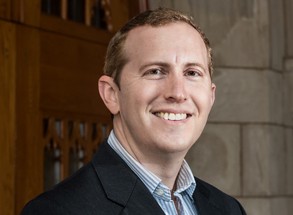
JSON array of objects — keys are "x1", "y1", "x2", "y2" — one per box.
[{"x1": 154, "y1": 112, "x2": 189, "y2": 121}]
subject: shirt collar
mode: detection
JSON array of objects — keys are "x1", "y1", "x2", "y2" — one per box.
[
  {"x1": 107, "y1": 130, "x2": 196, "y2": 199},
  {"x1": 175, "y1": 160, "x2": 196, "y2": 199}
]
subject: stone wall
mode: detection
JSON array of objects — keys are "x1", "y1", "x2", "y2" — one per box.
[{"x1": 149, "y1": 0, "x2": 293, "y2": 214}]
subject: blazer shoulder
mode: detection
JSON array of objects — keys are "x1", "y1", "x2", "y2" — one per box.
[
  {"x1": 21, "y1": 162, "x2": 124, "y2": 215},
  {"x1": 21, "y1": 194, "x2": 68, "y2": 215},
  {"x1": 21, "y1": 141, "x2": 152, "y2": 215},
  {"x1": 195, "y1": 177, "x2": 246, "y2": 215}
]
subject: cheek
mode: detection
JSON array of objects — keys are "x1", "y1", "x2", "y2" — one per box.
[
  {"x1": 118, "y1": 86, "x2": 148, "y2": 114},
  {"x1": 126, "y1": 82, "x2": 161, "y2": 104},
  {"x1": 192, "y1": 88, "x2": 214, "y2": 112}
]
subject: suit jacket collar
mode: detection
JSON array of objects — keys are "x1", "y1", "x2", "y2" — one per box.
[
  {"x1": 91, "y1": 141, "x2": 165, "y2": 214},
  {"x1": 92, "y1": 141, "x2": 227, "y2": 215},
  {"x1": 193, "y1": 178, "x2": 229, "y2": 215}
]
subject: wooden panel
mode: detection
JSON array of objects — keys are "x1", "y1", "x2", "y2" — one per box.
[
  {"x1": 0, "y1": 3, "x2": 142, "y2": 215},
  {"x1": 10, "y1": 0, "x2": 40, "y2": 25},
  {"x1": 128, "y1": 0, "x2": 146, "y2": 17},
  {"x1": 40, "y1": 14, "x2": 113, "y2": 44},
  {"x1": 110, "y1": 0, "x2": 145, "y2": 31},
  {"x1": 9, "y1": 0, "x2": 41, "y2": 26},
  {"x1": 20, "y1": 0, "x2": 41, "y2": 26},
  {"x1": 0, "y1": 20, "x2": 16, "y2": 215},
  {"x1": 40, "y1": 31, "x2": 110, "y2": 116},
  {"x1": 110, "y1": 0, "x2": 130, "y2": 31},
  {"x1": 0, "y1": 0, "x2": 11, "y2": 19},
  {"x1": 15, "y1": 25, "x2": 41, "y2": 215}
]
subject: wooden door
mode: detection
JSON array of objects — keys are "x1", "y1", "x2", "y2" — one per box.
[{"x1": 0, "y1": 1, "x2": 144, "y2": 214}]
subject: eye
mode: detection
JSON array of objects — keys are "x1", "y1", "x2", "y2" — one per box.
[
  {"x1": 147, "y1": 68, "x2": 162, "y2": 75},
  {"x1": 143, "y1": 68, "x2": 166, "y2": 79},
  {"x1": 185, "y1": 70, "x2": 201, "y2": 77}
]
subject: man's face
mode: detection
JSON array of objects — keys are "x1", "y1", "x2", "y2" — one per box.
[{"x1": 109, "y1": 23, "x2": 215, "y2": 159}]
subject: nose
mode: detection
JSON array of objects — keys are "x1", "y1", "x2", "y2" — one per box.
[{"x1": 164, "y1": 73, "x2": 187, "y2": 103}]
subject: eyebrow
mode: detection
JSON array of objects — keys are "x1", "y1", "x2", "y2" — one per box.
[
  {"x1": 184, "y1": 62, "x2": 207, "y2": 73},
  {"x1": 139, "y1": 61, "x2": 208, "y2": 74},
  {"x1": 139, "y1": 62, "x2": 169, "y2": 72}
]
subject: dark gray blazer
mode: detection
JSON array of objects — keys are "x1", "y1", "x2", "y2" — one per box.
[{"x1": 21, "y1": 140, "x2": 246, "y2": 215}]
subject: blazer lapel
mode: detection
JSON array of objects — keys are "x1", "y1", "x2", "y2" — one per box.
[
  {"x1": 193, "y1": 179, "x2": 225, "y2": 215},
  {"x1": 92, "y1": 142, "x2": 165, "y2": 215}
]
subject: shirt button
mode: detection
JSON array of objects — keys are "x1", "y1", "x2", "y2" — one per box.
[{"x1": 155, "y1": 188, "x2": 164, "y2": 196}]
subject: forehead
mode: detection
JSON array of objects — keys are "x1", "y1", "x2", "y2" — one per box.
[{"x1": 123, "y1": 23, "x2": 208, "y2": 67}]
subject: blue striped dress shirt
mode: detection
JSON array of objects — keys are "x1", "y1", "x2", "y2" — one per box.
[{"x1": 108, "y1": 131, "x2": 198, "y2": 215}]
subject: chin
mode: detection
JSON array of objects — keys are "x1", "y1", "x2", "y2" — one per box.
[{"x1": 156, "y1": 138, "x2": 194, "y2": 154}]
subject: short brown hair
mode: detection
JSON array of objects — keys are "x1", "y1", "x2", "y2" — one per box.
[{"x1": 103, "y1": 7, "x2": 213, "y2": 86}]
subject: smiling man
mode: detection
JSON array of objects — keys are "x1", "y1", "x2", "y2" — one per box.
[
  {"x1": 21, "y1": 8, "x2": 246, "y2": 215},
  {"x1": 99, "y1": 20, "x2": 215, "y2": 190}
]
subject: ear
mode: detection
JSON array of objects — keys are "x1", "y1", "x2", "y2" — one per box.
[
  {"x1": 211, "y1": 83, "x2": 216, "y2": 105},
  {"x1": 98, "y1": 75, "x2": 120, "y2": 115}
]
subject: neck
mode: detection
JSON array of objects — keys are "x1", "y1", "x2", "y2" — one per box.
[
  {"x1": 132, "y1": 151, "x2": 185, "y2": 189},
  {"x1": 112, "y1": 123, "x2": 187, "y2": 190}
]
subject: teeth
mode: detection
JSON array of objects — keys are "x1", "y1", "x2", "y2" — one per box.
[{"x1": 156, "y1": 112, "x2": 187, "y2": 121}]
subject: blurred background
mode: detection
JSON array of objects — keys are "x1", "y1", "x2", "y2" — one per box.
[{"x1": 0, "y1": 0, "x2": 292, "y2": 214}]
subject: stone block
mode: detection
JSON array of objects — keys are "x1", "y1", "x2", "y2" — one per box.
[
  {"x1": 287, "y1": 198, "x2": 293, "y2": 214},
  {"x1": 149, "y1": 0, "x2": 285, "y2": 70},
  {"x1": 285, "y1": 0, "x2": 293, "y2": 56},
  {"x1": 185, "y1": 123, "x2": 241, "y2": 196},
  {"x1": 208, "y1": 0, "x2": 271, "y2": 68},
  {"x1": 239, "y1": 198, "x2": 271, "y2": 215},
  {"x1": 284, "y1": 59, "x2": 293, "y2": 126},
  {"x1": 270, "y1": 198, "x2": 290, "y2": 215},
  {"x1": 286, "y1": 128, "x2": 293, "y2": 195},
  {"x1": 239, "y1": 197, "x2": 290, "y2": 215},
  {"x1": 209, "y1": 68, "x2": 283, "y2": 124},
  {"x1": 268, "y1": 0, "x2": 285, "y2": 70},
  {"x1": 242, "y1": 125, "x2": 286, "y2": 196}
]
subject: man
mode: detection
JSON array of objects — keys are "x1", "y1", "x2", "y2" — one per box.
[{"x1": 21, "y1": 8, "x2": 246, "y2": 215}]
